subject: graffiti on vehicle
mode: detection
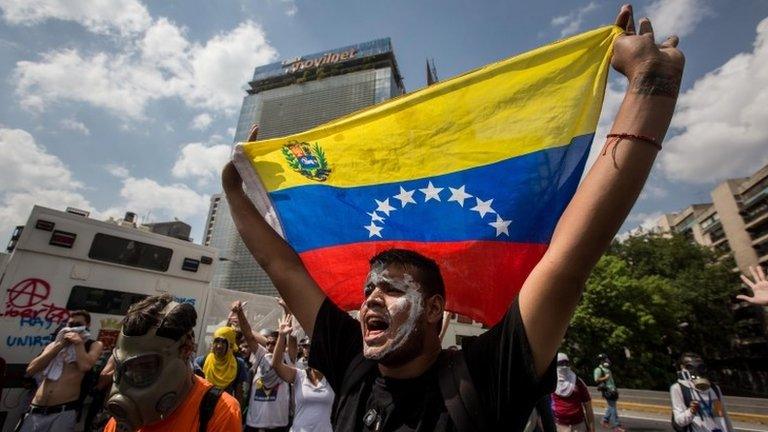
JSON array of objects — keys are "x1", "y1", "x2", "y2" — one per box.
[
  {"x1": 1, "y1": 278, "x2": 70, "y2": 324},
  {"x1": 3, "y1": 278, "x2": 71, "y2": 349},
  {"x1": 19, "y1": 316, "x2": 57, "y2": 330},
  {"x1": 174, "y1": 296, "x2": 196, "y2": 306},
  {"x1": 6, "y1": 334, "x2": 52, "y2": 348}
]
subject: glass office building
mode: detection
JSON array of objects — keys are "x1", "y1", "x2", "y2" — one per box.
[{"x1": 206, "y1": 38, "x2": 405, "y2": 295}]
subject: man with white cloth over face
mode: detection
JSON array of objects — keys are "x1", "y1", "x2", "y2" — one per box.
[{"x1": 550, "y1": 353, "x2": 594, "y2": 432}]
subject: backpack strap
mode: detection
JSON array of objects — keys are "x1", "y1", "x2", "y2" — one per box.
[
  {"x1": 332, "y1": 353, "x2": 377, "y2": 425},
  {"x1": 680, "y1": 384, "x2": 692, "y2": 408},
  {"x1": 199, "y1": 386, "x2": 223, "y2": 432},
  {"x1": 712, "y1": 384, "x2": 722, "y2": 400},
  {"x1": 436, "y1": 350, "x2": 488, "y2": 432}
]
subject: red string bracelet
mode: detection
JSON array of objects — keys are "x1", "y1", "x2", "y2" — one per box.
[{"x1": 606, "y1": 133, "x2": 661, "y2": 151}]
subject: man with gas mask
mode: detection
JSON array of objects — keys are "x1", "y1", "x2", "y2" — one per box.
[
  {"x1": 670, "y1": 353, "x2": 733, "y2": 432},
  {"x1": 102, "y1": 294, "x2": 242, "y2": 432}
]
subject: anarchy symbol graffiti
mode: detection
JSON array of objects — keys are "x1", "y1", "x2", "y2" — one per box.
[{"x1": 7, "y1": 278, "x2": 51, "y2": 308}]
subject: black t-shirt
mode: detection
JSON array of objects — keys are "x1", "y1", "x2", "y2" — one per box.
[{"x1": 309, "y1": 298, "x2": 556, "y2": 431}]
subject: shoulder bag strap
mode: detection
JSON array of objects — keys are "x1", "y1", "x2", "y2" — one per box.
[{"x1": 199, "y1": 386, "x2": 223, "y2": 432}]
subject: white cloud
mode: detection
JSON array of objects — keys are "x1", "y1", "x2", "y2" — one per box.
[
  {"x1": 281, "y1": 0, "x2": 298, "y2": 16},
  {"x1": 641, "y1": 0, "x2": 711, "y2": 40},
  {"x1": 618, "y1": 211, "x2": 665, "y2": 240},
  {"x1": 661, "y1": 17, "x2": 768, "y2": 183},
  {"x1": 0, "y1": 127, "x2": 212, "y2": 244},
  {"x1": 13, "y1": 17, "x2": 277, "y2": 119},
  {"x1": 0, "y1": 0, "x2": 151, "y2": 35},
  {"x1": 59, "y1": 117, "x2": 90, "y2": 135},
  {"x1": 172, "y1": 142, "x2": 230, "y2": 184},
  {"x1": 0, "y1": 127, "x2": 92, "y2": 240},
  {"x1": 550, "y1": 2, "x2": 599, "y2": 37},
  {"x1": 639, "y1": 182, "x2": 668, "y2": 200},
  {"x1": 105, "y1": 164, "x2": 130, "y2": 179},
  {"x1": 114, "y1": 177, "x2": 209, "y2": 220},
  {"x1": 190, "y1": 113, "x2": 213, "y2": 130}
]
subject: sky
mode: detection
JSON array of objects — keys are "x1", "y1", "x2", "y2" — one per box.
[{"x1": 1, "y1": 0, "x2": 767, "y2": 246}]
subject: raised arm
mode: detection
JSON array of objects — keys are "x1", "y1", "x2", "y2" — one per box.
[
  {"x1": 519, "y1": 4, "x2": 685, "y2": 375},
  {"x1": 69, "y1": 334, "x2": 102, "y2": 372},
  {"x1": 739, "y1": 266, "x2": 768, "y2": 306},
  {"x1": 222, "y1": 125, "x2": 326, "y2": 335},
  {"x1": 231, "y1": 300, "x2": 268, "y2": 354},
  {"x1": 271, "y1": 314, "x2": 298, "y2": 384},
  {"x1": 276, "y1": 297, "x2": 299, "y2": 362},
  {"x1": 26, "y1": 339, "x2": 66, "y2": 375}
]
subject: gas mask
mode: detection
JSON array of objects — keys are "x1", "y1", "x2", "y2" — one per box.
[
  {"x1": 679, "y1": 359, "x2": 711, "y2": 392},
  {"x1": 106, "y1": 302, "x2": 194, "y2": 432}
]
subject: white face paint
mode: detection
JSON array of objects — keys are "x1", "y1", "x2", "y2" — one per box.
[{"x1": 361, "y1": 266, "x2": 425, "y2": 360}]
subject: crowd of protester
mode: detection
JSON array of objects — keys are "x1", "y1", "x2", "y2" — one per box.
[
  {"x1": 9, "y1": 5, "x2": 768, "y2": 431},
  {"x1": 11, "y1": 264, "x2": 767, "y2": 432}
]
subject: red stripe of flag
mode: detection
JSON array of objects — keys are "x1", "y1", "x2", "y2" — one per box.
[{"x1": 299, "y1": 240, "x2": 548, "y2": 326}]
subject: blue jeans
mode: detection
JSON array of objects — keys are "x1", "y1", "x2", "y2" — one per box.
[{"x1": 602, "y1": 398, "x2": 620, "y2": 427}]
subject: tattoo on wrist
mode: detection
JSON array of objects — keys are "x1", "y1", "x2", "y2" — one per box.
[{"x1": 631, "y1": 72, "x2": 681, "y2": 98}]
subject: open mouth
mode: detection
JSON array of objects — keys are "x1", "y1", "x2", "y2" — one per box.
[{"x1": 364, "y1": 315, "x2": 390, "y2": 343}]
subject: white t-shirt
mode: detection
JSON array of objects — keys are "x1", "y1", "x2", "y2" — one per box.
[
  {"x1": 291, "y1": 369, "x2": 335, "y2": 432},
  {"x1": 670, "y1": 382, "x2": 733, "y2": 432},
  {"x1": 246, "y1": 345, "x2": 291, "y2": 428}
]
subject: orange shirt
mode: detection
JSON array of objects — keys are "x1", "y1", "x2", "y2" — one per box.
[{"x1": 104, "y1": 375, "x2": 241, "y2": 432}]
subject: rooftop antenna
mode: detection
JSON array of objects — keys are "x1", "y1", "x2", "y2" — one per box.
[{"x1": 426, "y1": 58, "x2": 439, "y2": 86}]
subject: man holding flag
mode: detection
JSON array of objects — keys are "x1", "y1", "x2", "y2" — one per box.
[{"x1": 223, "y1": 4, "x2": 684, "y2": 431}]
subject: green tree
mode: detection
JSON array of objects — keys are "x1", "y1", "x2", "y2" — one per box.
[{"x1": 562, "y1": 232, "x2": 737, "y2": 390}]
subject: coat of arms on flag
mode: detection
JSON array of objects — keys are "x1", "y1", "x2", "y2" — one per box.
[{"x1": 281, "y1": 141, "x2": 331, "y2": 182}]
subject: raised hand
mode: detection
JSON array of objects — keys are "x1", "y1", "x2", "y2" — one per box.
[
  {"x1": 275, "y1": 297, "x2": 290, "y2": 314},
  {"x1": 63, "y1": 332, "x2": 84, "y2": 345},
  {"x1": 739, "y1": 266, "x2": 768, "y2": 306},
  {"x1": 612, "y1": 4, "x2": 684, "y2": 98},
  {"x1": 230, "y1": 300, "x2": 244, "y2": 313},
  {"x1": 279, "y1": 314, "x2": 294, "y2": 336}
]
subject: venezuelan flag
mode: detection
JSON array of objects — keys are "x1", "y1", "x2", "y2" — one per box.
[{"x1": 234, "y1": 26, "x2": 623, "y2": 325}]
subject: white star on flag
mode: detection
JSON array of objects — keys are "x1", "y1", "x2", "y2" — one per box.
[
  {"x1": 470, "y1": 198, "x2": 495, "y2": 218},
  {"x1": 447, "y1": 186, "x2": 473, "y2": 207},
  {"x1": 393, "y1": 186, "x2": 417, "y2": 207},
  {"x1": 375, "y1": 198, "x2": 397, "y2": 216},
  {"x1": 419, "y1": 181, "x2": 443, "y2": 202},
  {"x1": 365, "y1": 222, "x2": 383, "y2": 238},
  {"x1": 367, "y1": 211, "x2": 385, "y2": 223},
  {"x1": 489, "y1": 215, "x2": 512, "y2": 237}
]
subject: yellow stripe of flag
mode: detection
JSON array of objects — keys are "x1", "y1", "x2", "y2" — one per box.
[{"x1": 238, "y1": 25, "x2": 622, "y2": 192}]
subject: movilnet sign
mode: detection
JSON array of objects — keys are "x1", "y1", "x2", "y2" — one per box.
[
  {"x1": 283, "y1": 48, "x2": 357, "y2": 73},
  {"x1": 251, "y1": 38, "x2": 393, "y2": 83}
]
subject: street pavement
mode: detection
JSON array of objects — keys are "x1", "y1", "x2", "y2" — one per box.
[
  {"x1": 589, "y1": 387, "x2": 768, "y2": 417},
  {"x1": 593, "y1": 409, "x2": 768, "y2": 432}
]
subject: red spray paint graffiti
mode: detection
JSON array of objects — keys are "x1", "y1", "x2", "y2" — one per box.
[{"x1": 2, "y1": 278, "x2": 69, "y2": 324}]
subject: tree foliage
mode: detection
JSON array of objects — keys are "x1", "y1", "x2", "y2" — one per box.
[{"x1": 561, "y1": 232, "x2": 738, "y2": 390}]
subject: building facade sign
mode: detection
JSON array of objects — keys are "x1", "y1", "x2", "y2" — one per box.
[
  {"x1": 251, "y1": 38, "x2": 393, "y2": 83},
  {"x1": 283, "y1": 48, "x2": 357, "y2": 73}
]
